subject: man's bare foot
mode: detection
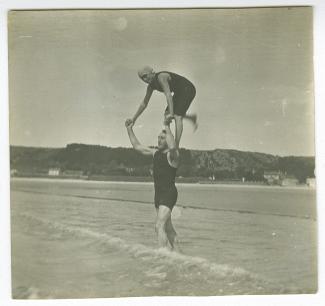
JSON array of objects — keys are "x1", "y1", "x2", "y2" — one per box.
[{"x1": 172, "y1": 237, "x2": 183, "y2": 253}]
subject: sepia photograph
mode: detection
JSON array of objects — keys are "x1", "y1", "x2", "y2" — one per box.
[{"x1": 6, "y1": 5, "x2": 318, "y2": 300}]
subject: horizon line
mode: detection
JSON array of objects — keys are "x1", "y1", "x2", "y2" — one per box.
[{"x1": 9, "y1": 143, "x2": 315, "y2": 158}]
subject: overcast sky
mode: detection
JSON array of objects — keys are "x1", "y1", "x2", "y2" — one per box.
[{"x1": 8, "y1": 7, "x2": 314, "y2": 156}]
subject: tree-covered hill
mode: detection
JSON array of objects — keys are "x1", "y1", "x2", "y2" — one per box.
[{"x1": 10, "y1": 143, "x2": 315, "y2": 182}]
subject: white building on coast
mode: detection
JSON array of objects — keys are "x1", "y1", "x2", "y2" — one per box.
[{"x1": 48, "y1": 168, "x2": 61, "y2": 176}]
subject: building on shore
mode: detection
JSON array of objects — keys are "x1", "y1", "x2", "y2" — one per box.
[
  {"x1": 63, "y1": 170, "x2": 84, "y2": 177},
  {"x1": 126, "y1": 167, "x2": 135, "y2": 174},
  {"x1": 48, "y1": 168, "x2": 84, "y2": 178},
  {"x1": 306, "y1": 177, "x2": 316, "y2": 188},
  {"x1": 10, "y1": 169, "x2": 18, "y2": 177},
  {"x1": 263, "y1": 171, "x2": 284, "y2": 185},
  {"x1": 263, "y1": 171, "x2": 301, "y2": 186},
  {"x1": 48, "y1": 168, "x2": 61, "y2": 176},
  {"x1": 281, "y1": 176, "x2": 299, "y2": 186}
]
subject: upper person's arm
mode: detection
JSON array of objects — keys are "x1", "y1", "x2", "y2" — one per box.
[
  {"x1": 158, "y1": 73, "x2": 174, "y2": 115},
  {"x1": 157, "y1": 73, "x2": 172, "y2": 97},
  {"x1": 132, "y1": 85, "x2": 153, "y2": 122},
  {"x1": 143, "y1": 85, "x2": 154, "y2": 105}
]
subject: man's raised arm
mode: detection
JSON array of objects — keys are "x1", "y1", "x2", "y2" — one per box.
[
  {"x1": 125, "y1": 119, "x2": 154, "y2": 156},
  {"x1": 164, "y1": 118, "x2": 179, "y2": 166}
]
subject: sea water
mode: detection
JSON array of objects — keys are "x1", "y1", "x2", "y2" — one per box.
[{"x1": 10, "y1": 178, "x2": 317, "y2": 298}]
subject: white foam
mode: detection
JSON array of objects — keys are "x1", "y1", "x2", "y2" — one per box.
[
  {"x1": 17, "y1": 212, "x2": 303, "y2": 294},
  {"x1": 18, "y1": 212, "x2": 258, "y2": 282}
]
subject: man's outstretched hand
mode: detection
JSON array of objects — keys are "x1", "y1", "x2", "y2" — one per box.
[{"x1": 125, "y1": 118, "x2": 134, "y2": 129}]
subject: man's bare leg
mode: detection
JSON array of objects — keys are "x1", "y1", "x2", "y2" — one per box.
[
  {"x1": 166, "y1": 215, "x2": 182, "y2": 252},
  {"x1": 155, "y1": 205, "x2": 172, "y2": 250},
  {"x1": 165, "y1": 216, "x2": 176, "y2": 248}
]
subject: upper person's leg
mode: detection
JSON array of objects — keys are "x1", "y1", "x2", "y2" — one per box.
[
  {"x1": 183, "y1": 113, "x2": 198, "y2": 131},
  {"x1": 174, "y1": 115, "x2": 183, "y2": 148},
  {"x1": 172, "y1": 87, "x2": 197, "y2": 146},
  {"x1": 164, "y1": 105, "x2": 183, "y2": 148},
  {"x1": 155, "y1": 205, "x2": 172, "y2": 249}
]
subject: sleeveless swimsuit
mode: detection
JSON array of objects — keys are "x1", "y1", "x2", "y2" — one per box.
[
  {"x1": 153, "y1": 150, "x2": 178, "y2": 210},
  {"x1": 149, "y1": 71, "x2": 196, "y2": 116}
]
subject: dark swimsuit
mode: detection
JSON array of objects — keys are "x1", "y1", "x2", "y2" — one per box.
[
  {"x1": 153, "y1": 150, "x2": 178, "y2": 210},
  {"x1": 149, "y1": 71, "x2": 196, "y2": 116}
]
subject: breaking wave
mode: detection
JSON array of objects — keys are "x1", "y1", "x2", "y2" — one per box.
[{"x1": 16, "y1": 212, "x2": 302, "y2": 296}]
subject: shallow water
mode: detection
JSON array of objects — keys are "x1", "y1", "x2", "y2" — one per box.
[{"x1": 10, "y1": 178, "x2": 317, "y2": 298}]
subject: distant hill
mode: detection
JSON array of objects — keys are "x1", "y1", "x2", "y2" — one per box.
[{"x1": 10, "y1": 144, "x2": 315, "y2": 182}]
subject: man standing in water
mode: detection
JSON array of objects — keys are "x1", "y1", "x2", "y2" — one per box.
[
  {"x1": 131, "y1": 66, "x2": 198, "y2": 148},
  {"x1": 125, "y1": 117, "x2": 180, "y2": 250}
]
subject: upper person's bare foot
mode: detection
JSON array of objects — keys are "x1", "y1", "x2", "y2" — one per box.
[{"x1": 192, "y1": 114, "x2": 198, "y2": 132}]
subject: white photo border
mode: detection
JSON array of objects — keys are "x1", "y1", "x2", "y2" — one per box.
[{"x1": 1, "y1": 1, "x2": 324, "y2": 306}]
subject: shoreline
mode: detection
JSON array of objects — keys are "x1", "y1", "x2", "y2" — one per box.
[{"x1": 10, "y1": 176, "x2": 314, "y2": 190}]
